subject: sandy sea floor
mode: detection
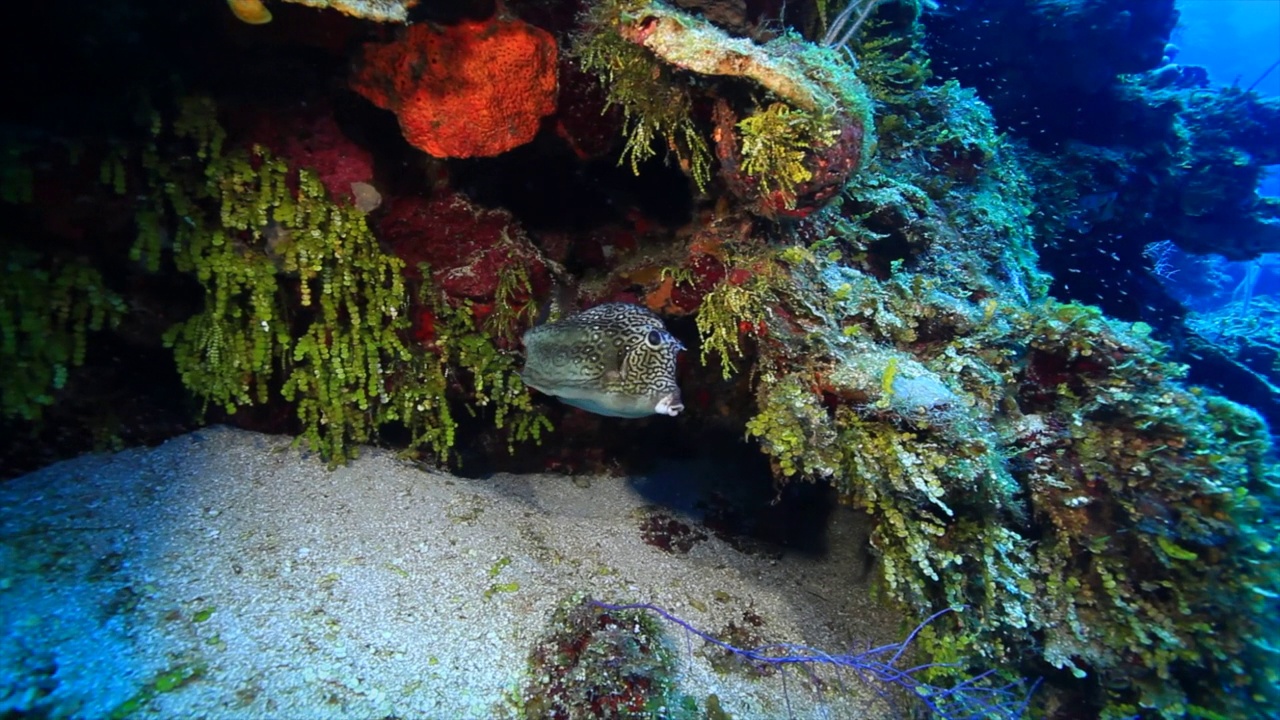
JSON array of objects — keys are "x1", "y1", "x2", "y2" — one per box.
[{"x1": 0, "y1": 426, "x2": 906, "y2": 718}]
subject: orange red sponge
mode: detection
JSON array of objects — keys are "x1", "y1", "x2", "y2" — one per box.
[{"x1": 350, "y1": 16, "x2": 558, "y2": 158}]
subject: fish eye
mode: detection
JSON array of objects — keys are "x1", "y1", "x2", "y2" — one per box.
[{"x1": 645, "y1": 330, "x2": 662, "y2": 348}]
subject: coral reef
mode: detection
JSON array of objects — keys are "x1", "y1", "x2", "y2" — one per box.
[
  {"x1": 3, "y1": 1, "x2": 1278, "y2": 718},
  {"x1": 1181, "y1": 288, "x2": 1280, "y2": 429},
  {"x1": 926, "y1": 0, "x2": 1280, "y2": 440},
  {"x1": 926, "y1": 0, "x2": 1277, "y2": 263},
  {"x1": 489, "y1": 18, "x2": 1272, "y2": 713},
  {"x1": 925, "y1": 0, "x2": 1180, "y2": 140},
  {"x1": 1023, "y1": 74, "x2": 1280, "y2": 429},
  {"x1": 1026, "y1": 83, "x2": 1280, "y2": 266},
  {"x1": 643, "y1": 11, "x2": 1276, "y2": 716},
  {"x1": 350, "y1": 14, "x2": 558, "y2": 158}
]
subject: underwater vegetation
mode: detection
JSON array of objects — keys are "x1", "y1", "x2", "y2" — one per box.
[
  {"x1": 2, "y1": 0, "x2": 1278, "y2": 717},
  {"x1": 573, "y1": 0, "x2": 875, "y2": 216},
  {"x1": 0, "y1": 248, "x2": 125, "y2": 423},
  {"x1": 520, "y1": 595, "x2": 684, "y2": 719}
]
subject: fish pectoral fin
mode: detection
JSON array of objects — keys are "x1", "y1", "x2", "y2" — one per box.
[
  {"x1": 550, "y1": 376, "x2": 610, "y2": 390},
  {"x1": 522, "y1": 370, "x2": 602, "y2": 392}
]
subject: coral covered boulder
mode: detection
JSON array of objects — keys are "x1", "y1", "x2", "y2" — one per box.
[
  {"x1": 351, "y1": 15, "x2": 558, "y2": 158},
  {"x1": 596, "y1": 1, "x2": 874, "y2": 218},
  {"x1": 714, "y1": 96, "x2": 867, "y2": 219}
]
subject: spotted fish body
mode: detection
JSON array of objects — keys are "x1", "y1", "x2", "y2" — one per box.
[{"x1": 520, "y1": 303, "x2": 685, "y2": 418}]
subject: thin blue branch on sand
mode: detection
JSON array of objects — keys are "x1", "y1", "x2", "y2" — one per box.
[{"x1": 589, "y1": 600, "x2": 1037, "y2": 720}]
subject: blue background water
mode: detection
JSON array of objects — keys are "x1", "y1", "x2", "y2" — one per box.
[
  {"x1": 1175, "y1": 0, "x2": 1280, "y2": 95},
  {"x1": 1175, "y1": 0, "x2": 1280, "y2": 194}
]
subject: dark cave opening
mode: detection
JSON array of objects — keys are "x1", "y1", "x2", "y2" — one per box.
[{"x1": 448, "y1": 133, "x2": 696, "y2": 236}]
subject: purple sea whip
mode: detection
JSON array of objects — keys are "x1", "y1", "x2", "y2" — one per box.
[{"x1": 590, "y1": 599, "x2": 1036, "y2": 719}]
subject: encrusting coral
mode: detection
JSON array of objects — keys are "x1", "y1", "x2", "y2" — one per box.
[
  {"x1": 378, "y1": 192, "x2": 549, "y2": 308},
  {"x1": 350, "y1": 12, "x2": 558, "y2": 158}
]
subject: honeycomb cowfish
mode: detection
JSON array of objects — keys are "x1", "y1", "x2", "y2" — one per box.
[{"x1": 520, "y1": 303, "x2": 685, "y2": 418}]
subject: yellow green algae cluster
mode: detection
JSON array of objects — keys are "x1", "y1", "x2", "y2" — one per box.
[
  {"x1": 1, "y1": 140, "x2": 126, "y2": 425},
  {"x1": 0, "y1": 247, "x2": 125, "y2": 422},
  {"x1": 574, "y1": 0, "x2": 713, "y2": 191},
  {"x1": 585, "y1": 3, "x2": 1279, "y2": 717},
  {"x1": 734, "y1": 102, "x2": 838, "y2": 210},
  {"x1": 130, "y1": 98, "x2": 548, "y2": 464}
]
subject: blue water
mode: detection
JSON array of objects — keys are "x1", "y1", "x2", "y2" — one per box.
[
  {"x1": 1176, "y1": 0, "x2": 1280, "y2": 195},
  {"x1": 1174, "y1": 0, "x2": 1280, "y2": 96},
  {"x1": 1146, "y1": 2, "x2": 1279, "y2": 309}
]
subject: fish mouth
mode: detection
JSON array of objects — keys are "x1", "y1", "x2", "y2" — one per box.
[{"x1": 654, "y1": 392, "x2": 684, "y2": 417}]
